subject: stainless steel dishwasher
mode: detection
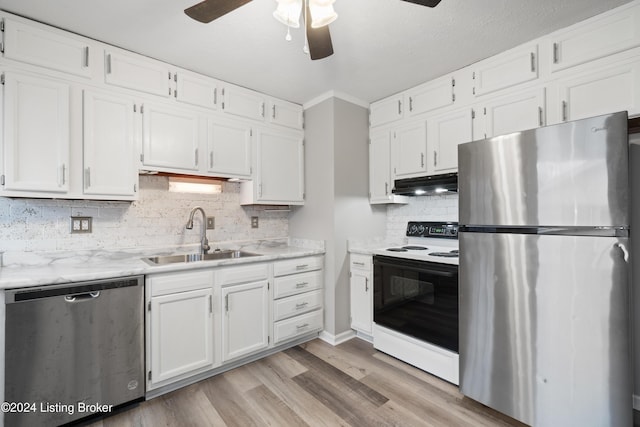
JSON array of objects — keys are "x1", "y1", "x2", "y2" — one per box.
[{"x1": 4, "y1": 276, "x2": 144, "y2": 426}]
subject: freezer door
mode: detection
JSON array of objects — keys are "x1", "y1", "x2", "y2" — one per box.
[
  {"x1": 458, "y1": 111, "x2": 628, "y2": 227},
  {"x1": 459, "y1": 231, "x2": 632, "y2": 427}
]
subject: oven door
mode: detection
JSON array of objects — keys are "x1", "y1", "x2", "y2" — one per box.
[{"x1": 373, "y1": 255, "x2": 458, "y2": 352}]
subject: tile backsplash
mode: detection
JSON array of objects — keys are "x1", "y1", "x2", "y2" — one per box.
[
  {"x1": 0, "y1": 175, "x2": 289, "y2": 253},
  {"x1": 386, "y1": 194, "x2": 458, "y2": 239}
]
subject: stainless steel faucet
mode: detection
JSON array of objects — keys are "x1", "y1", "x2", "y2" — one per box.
[{"x1": 186, "y1": 206, "x2": 210, "y2": 254}]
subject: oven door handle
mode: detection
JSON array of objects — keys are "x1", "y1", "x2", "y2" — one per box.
[{"x1": 374, "y1": 261, "x2": 457, "y2": 278}]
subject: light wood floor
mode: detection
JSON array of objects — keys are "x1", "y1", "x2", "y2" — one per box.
[{"x1": 87, "y1": 338, "x2": 528, "y2": 427}]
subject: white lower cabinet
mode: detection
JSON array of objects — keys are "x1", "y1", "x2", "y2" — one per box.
[
  {"x1": 146, "y1": 270, "x2": 216, "y2": 390},
  {"x1": 218, "y1": 263, "x2": 270, "y2": 362},
  {"x1": 349, "y1": 254, "x2": 373, "y2": 335},
  {"x1": 272, "y1": 256, "x2": 324, "y2": 345}
]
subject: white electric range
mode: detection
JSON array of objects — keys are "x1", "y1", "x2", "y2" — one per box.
[{"x1": 371, "y1": 221, "x2": 460, "y2": 385}]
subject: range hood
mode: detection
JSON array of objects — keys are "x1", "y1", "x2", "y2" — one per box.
[{"x1": 392, "y1": 173, "x2": 458, "y2": 196}]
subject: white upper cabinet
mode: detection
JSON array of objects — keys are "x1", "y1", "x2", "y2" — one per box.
[
  {"x1": 478, "y1": 87, "x2": 546, "y2": 138},
  {"x1": 83, "y1": 90, "x2": 137, "y2": 198},
  {"x1": 429, "y1": 108, "x2": 473, "y2": 174},
  {"x1": 392, "y1": 120, "x2": 428, "y2": 179},
  {"x1": 548, "y1": 2, "x2": 640, "y2": 73},
  {"x1": 207, "y1": 117, "x2": 252, "y2": 178},
  {"x1": 553, "y1": 57, "x2": 640, "y2": 123},
  {"x1": 407, "y1": 75, "x2": 455, "y2": 116},
  {"x1": 105, "y1": 49, "x2": 171, "y2": 97},
  {"x1": 141, "y1": 102, "x2": 200, "y2": 172},
  {"x1": 369, "y1": 131, "x2": 394, "y2": 203},
  {"x1": 472, "y1": 43, "x2": 539, "y2": 97},
  {"x1": 2, "y1": 71, "x2": 70, "y2": 193},
  {"x1": 370, "y1": 95, "x2": 404, "y2": 127},
  {"x1": 221, "y1": 83, "x2": 266, "y2": 121},
  {"x1": 2, "y1": 17, "x2": 93, "y2": 79},
  {"x1": 175, "y1": 70, "x2": 219, "y2": 110},
  {"x1": 268, "y1": 98, "x2": 304, "y2": 130}
]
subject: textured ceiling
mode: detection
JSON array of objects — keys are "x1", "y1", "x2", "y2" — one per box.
[{"x1": 0, "y1": 0, "x2": 633, "y2": 105}]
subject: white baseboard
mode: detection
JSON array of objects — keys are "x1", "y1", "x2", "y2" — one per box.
[
  {"x1": 634, "y1": 394, "x2": 640, "y2": 410},
  {"x1": 319, "y1": 329, "x2": 356, "y2": 346}
]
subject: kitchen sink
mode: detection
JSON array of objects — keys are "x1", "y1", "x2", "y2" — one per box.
[{"x1": 143, "y1": 250, "x2": 261, "y2": 265}]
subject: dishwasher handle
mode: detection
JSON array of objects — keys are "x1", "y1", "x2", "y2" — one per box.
[{"x1": 64, "y1": 291, "x2": 100, "y2": 302}]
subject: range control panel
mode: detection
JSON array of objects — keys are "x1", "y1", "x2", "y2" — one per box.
[{"x1": 406, "y1": 221, "x2": 458, "y2": 239}]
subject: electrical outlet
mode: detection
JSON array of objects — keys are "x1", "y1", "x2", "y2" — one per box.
[
  {"x1": 70, "y1": 216, "x2": 92, "y2": 234},
  {"x1": 251, "y1": 216, "x2": 259, "y2": 228},
  {"x1": 206, "y1": 217, "x2": 215, "y2": 229}
]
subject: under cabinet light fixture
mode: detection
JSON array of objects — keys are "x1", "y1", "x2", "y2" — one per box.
[{"x1": 168, "y1": 177, "x2": 223, "y2": 194}]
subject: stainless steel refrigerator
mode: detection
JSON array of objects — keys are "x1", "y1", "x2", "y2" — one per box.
[{"x1": 458, "y1": 111, "x2": 632, "y2": 427}]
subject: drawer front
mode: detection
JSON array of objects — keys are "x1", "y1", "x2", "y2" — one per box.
[
  {"x1": 148, "y1": 269, "x2": 213, "y2": 296},
  {"x1": 273, "y1": 256, "x2": 323, "y2": 277},
  {"x1": 273, "y1": 309, "x2": 323, "y2": 344},
  {"x1": 273, "y1": 289, "x2": 323, "y2": 321},
  {"x1": 216, "y1": 263, "x2": 269, "y2": 286},
  {"x1": 273, "y1": 270, "x2": 323, "y2": 299},
  {"x1": 350, "y1": 254, "x2": 372, "y2": 271}
]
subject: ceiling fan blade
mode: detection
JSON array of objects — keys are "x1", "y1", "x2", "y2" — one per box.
[
  {"x1": 305, "y1": 3, "x2": 334, "y2": 60},
  {"x1": 400, "y1": 0, "x2": 442, "y2": 7},
  {"x1": 184, "y1": 0, "x2": 252, "y2": 23}
]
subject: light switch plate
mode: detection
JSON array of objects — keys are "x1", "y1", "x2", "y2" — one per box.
[
  {"x1": 206, "y1": 217, "x2": 215, "y2": 229},
  {"x1": 251, "y1": 216, "x2": 259, "y2": 228},
  {"x1": 70, "y1": 216, "x2": 92, "y2": 234}
]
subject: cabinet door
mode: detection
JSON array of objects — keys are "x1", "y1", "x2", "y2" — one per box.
[
  {"x1": 429, "y1": 108, "x2": 473, "y2": 174},
  {"x1": 83, "y1": 90, "x2": 137, "y2": 197},
  {"x1": 370, "y1": 95, "x2": 404, "y2": 127},
  {"x1": 142, "y1": 102, "x2": 200, "y2": 172},
  {"x1": 207, "y1": 118, "x2": 251, "y2": 177},
  {"x1": 255, "y1": 128, "x2": 304, "y2": 204},
  {"x1": 2, "y1": 72, "x2": 69, "y2": 193},
  {"x1": 268, "y1": 99, "x2": 303, "y2": 130},
  {"x1": 556, "y1": 59, "x2": 640, "y2": 123},
  {"x1": 3, "y1": 18, "x2": 92, "y2": 78},
  {"x1": 549, "y1": 3, "x2": 640, "y2": 73},
  {"x1": 369, "y1": 131, "x2": 393, "y2": 203},
  {"x1": 472, "y1": 43, "x2": 539, "y2": 97},
  {"x1": 105, "y1": 50, "x2": 171, "y2": 97},
  {"x1": 350, "y1": 269, "x2": 372, "y2": 335},
  {"x1": 221, "y1": 85, "x2": 265, "y2": 121},
  {"x1": 392, "y1": 121, "x2": 427, "y2": 178},
  {"x1": 150, "y1": 288, "x2": 214, "y2": 385},
  {"x1": 222, "y1": 280, "x2": 269, "y2": 362},
  {"x1": 481, "y1": 88, "x2": 545, "y2": 138},
  {"x1": 176, "y1": 71, "x2": 219, "y2": 110},
  {"x1": 407, "y1": 75, "x2": 455, "y2": 117}
]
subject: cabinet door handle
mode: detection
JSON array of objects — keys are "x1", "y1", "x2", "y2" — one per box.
[
  {"x1": 530, "y1": 52, "x2": 535, "y2": 72},
  {"x1": 296, "y1": 323, "x2": 310, "y2": 330},
  {"x1": 213, "y1": 88, "x2": 217, "y2": 105},
  {"x1": 295, "y1": 302, "x2": 309, "y2": 310},
  {"x1": 85, "y1": 167, "x2": 91, "y2": 189},
  {"x1": 365, "y1": 277, "x2": 369, "y2": 292},
  {"x1": 398, "y1": 100, "x2": 402, "y2": 115},
  {"x1": 295, "y1": 282, "x2": 309, "y2": 288},
  {"x1": 84, "y1": 46, "x2": 90, "y2": 68},
  {"x1": 433, "y1": 151, "x2": 438, "y2": 167},
  {"x1": 353, "y1": 261, "x2": 366, "y2": 266},
  {"x1": 421, "y1": 152, "x2": 425, "y2": 168},
  {"x1": 225, "y1": 295, "x2": 229, "y2": 312},
  {"x1": 272, "y1": 104, "x2": 276, "y2": 119},
  {"x1": 194, "y1": 148, "x2": 198, "y2": 167},
  {"x1": 296, "y1": 264, "x2": 309, "y2": 270},
  {"x1": 261, "y1": 102, "x2": 265, "y2": 118},
  {"x1": 209, "y1": 295, "x2": 213, "y2": 314},
  {"x1": 209, "y1": 151, "x2": 213, "y2": 169},
  {"x1": 553, "y1": 42, "x2": 559, "y2": 64},
  {"x1": 59, "y1": 164, "x2": 66, "y2": 187},
  {"x1": 106, "y1": 54, "x2": 112, "y2": 74},
  {"x1": 409, "y1": 96, "x2": 413, "y2": 112},
  {"x1": 562, "y1": 101, "x2": 567, "y2": 122},
  {"x1": 538, "y1": 106, "x2": 543, "y2": 126},
  {"x1": 258, "y1": 183, "x2": 263, "y2": 198},
  {"x1": 385, "y1": 182, "x2": 389, "y2": 195}
]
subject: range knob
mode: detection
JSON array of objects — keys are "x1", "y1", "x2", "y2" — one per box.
[
  {"x1": 417, "y1": 225, "x2": 426, "y2": 235},
  {"x1": 409, "y1": 224, "x2": 418, "y2": 235}
]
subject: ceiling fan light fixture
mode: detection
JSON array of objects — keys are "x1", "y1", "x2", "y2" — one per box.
[
  {"x1": 273, "y1": 0, "x2": 303, "y2": 28},
  {"x1": 309, "y1": 0, "x2": 338, "y2": 28}
]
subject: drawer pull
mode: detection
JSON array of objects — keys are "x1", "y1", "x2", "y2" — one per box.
[
  {"x1": 353, "y1": 261, "x2": 366, "y2": 266},
  {"x1": 296, "y1": 323, "x2": 309, "y2": 330},
  {"x1": 296, "y1": 264, "x2": 309, "y2": 270},
  {"x1": 295, "y1": 282, "x2": 309, "y2": 288},
  {"x1": 296, "y1": 302, "x2": 309, "y2": 310}
]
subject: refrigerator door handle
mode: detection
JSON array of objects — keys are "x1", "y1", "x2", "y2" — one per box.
[{"x1": 614, "y1": 242, "x2": 630, "y2": 262}]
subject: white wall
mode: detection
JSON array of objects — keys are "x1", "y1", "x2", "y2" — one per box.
[
  {"x1": 386, "y1": 194, "x2": 459, "y2": 239},
  {"x1": 0, "y1": 175, "x2": 288, "y2": 254}
]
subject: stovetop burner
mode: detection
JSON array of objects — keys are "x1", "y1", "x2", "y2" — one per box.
[
  {"x1": 402, "y1": 245, "x2": 428, "y2": 250},
  {"x1": 386, "y1": 247, "x2": 408, "y2": 252},
  {"x1": 428, "y1": 250, "x2": 459, "y2": 257}
]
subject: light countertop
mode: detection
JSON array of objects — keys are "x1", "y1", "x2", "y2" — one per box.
[{"x1": 0, "y1": 238, "x2": 325, "y2": 290}]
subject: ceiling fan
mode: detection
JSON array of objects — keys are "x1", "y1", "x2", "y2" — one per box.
[{"x1": 184, "y1": 0, "x2": 442, "y2": 60}]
